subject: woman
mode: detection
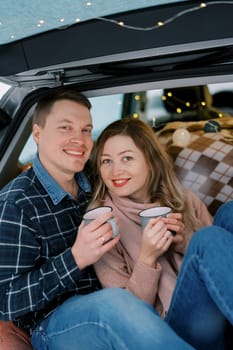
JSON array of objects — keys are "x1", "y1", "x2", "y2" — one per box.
[{"x1": 90, "y1": 117, "x2": 233, "y2": 350}]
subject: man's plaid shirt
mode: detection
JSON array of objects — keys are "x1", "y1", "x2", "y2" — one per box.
[{"x1": 0, "y1": 155, "x2": 100, "y2": 334}]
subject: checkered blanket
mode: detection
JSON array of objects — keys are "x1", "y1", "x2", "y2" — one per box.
[{"x1": 172, "y1": 133, "x2": 233, "y2": 215}]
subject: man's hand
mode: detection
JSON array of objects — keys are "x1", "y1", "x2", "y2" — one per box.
[{"x1": 71, "y1": 211, "x2": 120, "y2": 270}]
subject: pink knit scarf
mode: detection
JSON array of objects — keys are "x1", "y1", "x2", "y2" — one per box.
[{"x1": 103, "y1": 191, "x2": 161, "y2": 261}]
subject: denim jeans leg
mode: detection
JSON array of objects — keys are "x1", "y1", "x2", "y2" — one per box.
[
  {"x1": 165, "y1": 226, "x2": 233, "y2": 350},
  {"x1": 214, "y1": 201, "x2": 233, "y2": 233},
  {"x1": 31, "y1": 288, "x2": 194, "y2": 350}
]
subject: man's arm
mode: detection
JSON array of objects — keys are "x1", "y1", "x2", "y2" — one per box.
[{"x1": 0, "y1": 201, "x2": 82, "y2": 320}]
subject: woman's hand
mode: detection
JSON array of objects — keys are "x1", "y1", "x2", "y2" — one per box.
[
  {"x1": 163, "y1": 213, "x2": 186, "y2": 251},
  {"x1": 138, "y1": 217, "x2": 173, "y2": 268}
]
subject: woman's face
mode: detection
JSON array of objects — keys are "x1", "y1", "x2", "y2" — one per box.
[{"x1": 100, "y1": 135, "x2": 150, "y2": 202}]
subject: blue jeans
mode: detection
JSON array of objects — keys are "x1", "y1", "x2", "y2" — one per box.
[
  {"x1": 31, "y1": 288, "x2": 194, "y2": 350},
  {"x1": 213, "y1": 200, "x2": 233, "y2": 232},
  {"x1": 165, "y1": 202, "x2": 233, "y2": 350}
]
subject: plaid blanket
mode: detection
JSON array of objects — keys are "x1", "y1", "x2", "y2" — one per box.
[{"x1": 168, "y1": 132, "x2": 233, "y2": 215}]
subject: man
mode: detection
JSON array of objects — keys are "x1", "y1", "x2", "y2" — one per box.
[{"x1": 0, "y1": 89, "x2": 194, "y2": 350}]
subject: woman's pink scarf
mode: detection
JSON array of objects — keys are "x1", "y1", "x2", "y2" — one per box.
[
  {"x1": 103, "y1": 191, "x2": 182, "y2": 312},
  {"x1": 103, "y1": 191, "x2": 161, "y2": 261}
]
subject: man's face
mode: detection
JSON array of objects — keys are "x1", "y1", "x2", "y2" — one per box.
[{"x1": 33, "y1": 99, "x2": 93, "y2": 181}]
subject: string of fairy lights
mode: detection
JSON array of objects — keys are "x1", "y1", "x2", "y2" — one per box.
[
  {"x1": 97, "y1": 1, "x2": 233, "y2": 31},
  {"x1": 1, "y1": 1, "x2": 233, "y2": 43}
]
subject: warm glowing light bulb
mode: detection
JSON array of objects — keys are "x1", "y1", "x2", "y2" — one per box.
[
  {"x1": 118, "y1": 21, "x2": 124, "y2": 27},
  {"x1": 133, "y1": 113, "x2": 139, "y2": 119},
  {"x1": 37, "y1": 19, "x2": 45, "y2": 27},
  {"x1": 200, "y1": 2, "x2": 207, "y2": 8},
  {"x1": 172, "y1": 128, "x2": 191, "y2": 147},
  {"x1": 152, "y1": 117, "x2": 156, "y2": 127},
  {"x1": 176, "y1": 108, "x2": 182, "y2": 114},
  {"x1": 157, "y1": 21, "x2": 164, "y2": 26}
]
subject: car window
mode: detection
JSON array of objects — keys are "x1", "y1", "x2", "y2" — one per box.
[
  {"x1": 0, "y1": 82, "x2": 11, "y2": 100},
  {"x1": 18, "y1": 82, "x2": 233, "y2": 167},
  {"x1": 91, "y1": 94, "x2": 124, "y2": 139},
  {"x1": 123, "y1": 82, "x2": 233, "y2": 128},
  {"x1": 18, "y1": 83, "x2": 233, "y2": 166}
]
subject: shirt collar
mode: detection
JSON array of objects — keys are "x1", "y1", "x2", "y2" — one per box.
[{"x1": 33, "y1": 155, "x2": 91, "y2": 205}]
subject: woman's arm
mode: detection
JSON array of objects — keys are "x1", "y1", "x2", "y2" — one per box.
[{"x1": 94, "y1": 240, "x2": 162, "y2": 306}]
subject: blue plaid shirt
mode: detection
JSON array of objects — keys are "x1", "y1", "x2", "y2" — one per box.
[{"x1": 0, "y1": 155, "x2": 100, "y2": 334}]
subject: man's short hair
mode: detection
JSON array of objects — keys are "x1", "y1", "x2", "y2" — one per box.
[{"x1": 33, "y1": 89, "x2": 91, "y2": 127}]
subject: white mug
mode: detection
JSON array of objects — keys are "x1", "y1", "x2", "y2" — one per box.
[
  {"x1": 83, "y1": 206, "x2": 119, "y2": 238},
  {"x1": 139, "y1": 206, "x2": 172, "y2": 229}
]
